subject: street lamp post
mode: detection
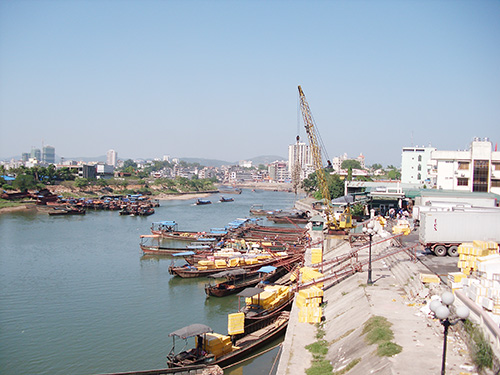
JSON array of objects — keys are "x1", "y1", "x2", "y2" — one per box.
[
  {"x1": 429, "y1": 291, "x2": 470, "y2": 375},
  {"x1": 362, "y1": 221, "x2": 375, "y2": 285}
]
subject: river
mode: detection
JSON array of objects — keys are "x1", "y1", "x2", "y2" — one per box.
[{"x1": 0, "y1": 189, "x2": 303, "y2": 375}]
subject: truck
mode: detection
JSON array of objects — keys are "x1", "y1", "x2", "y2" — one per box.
[{"x1": 419, "y1": 208, "x2": 500, "y2": 257}]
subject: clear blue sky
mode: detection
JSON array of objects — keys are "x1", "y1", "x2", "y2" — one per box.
[{"x1": 1, "y1": 0, "x2": 499, "y2": 167}]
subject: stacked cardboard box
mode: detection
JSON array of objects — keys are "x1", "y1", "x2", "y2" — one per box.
[
  {"x1": 311, "y1": 248, "x2": 323, "y2": 265},
  {"x1": 457, "y1": 241, "x2": 498, "y2": 275},
  {"x1": 297, "y1": 285, "x2": 323, "y2": 323},
  {"x1": 455, "y1": 242, "x2": 500, "y2": 323},
  {"x1": 203, "y1": 332, "x2": 233, "y2": 358},
  {"x1": 300, "y1": 267, "x2": 324, "y2": 289},
  {"x1": 245, "y1": 285, "x2": 291, "y2": 311},
  {"x1": 227, "y1": 312, "x2": 245, "y2": 335}
]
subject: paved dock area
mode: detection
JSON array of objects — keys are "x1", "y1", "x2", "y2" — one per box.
[{"x1": 276, "y1": 231, "x2": 473, "y2": 375}]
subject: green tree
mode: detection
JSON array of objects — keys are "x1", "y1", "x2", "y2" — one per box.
[
  {"x1": 123, "y1": 159, "x2": 137, "y2": 169},
  {"x1": 13, "y1": 174, "x2": 38, "y2": 191},
  {"x1": 75, "y1": 178, "x2": 89, "y2": 189},
  {"x1": 371, "y1": 163, "x2": 383, "y2": 170},
  {"x1": 341, "y1": 159, "x2": 362, "y2": 170},
  {"x1": 57, "y1": 167, "x2": 76, "y2": 181}
]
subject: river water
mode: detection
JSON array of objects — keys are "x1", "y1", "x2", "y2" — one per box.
[{"x1": 0, "y1": 189, "x2": 302, "y2": 375}]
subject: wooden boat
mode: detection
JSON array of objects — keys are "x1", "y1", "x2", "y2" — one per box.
[
  {"x1": 249, "y1": 204, "x2": 281, "y2": 216},
  {"x1": 150, "y1": 221, "x2": 223, "y2": 242},
  {"x1": 219, "y1": 196, "x2": 234, "y2": 202},
  {"x1": 217, "y1": 186, "x2": 242, "y2": 194},
  {"x1": 237, "y1": 285, "x2": 295, "y2": 325},
  {"x1": 166, "y1": 311, "x2": 289, "y2": 369},
  {"x1": 196, "y1": 199, "x2": 212, "y2": 205},
  {"x1": 204, "y1": 263, "x2": 292, "y2": 298},
  {"x1": 266, "y1": 211, "x2": 310, "y2": 224},
  {"x1": 48, "y1": 207, "x2": 86, "y2": 216},
  {"x1": 140, "y1": 236, "x2": 213, "y2": 256},
  {"x1": 168, "y1": 254, "x2": 295, "y2": 278}
]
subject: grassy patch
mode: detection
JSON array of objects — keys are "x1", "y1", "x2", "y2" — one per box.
[
  {"x1": 306, "y1": 340, "x2": 329, "y2": 356},
  {"x1": 0, "y1": 199, "x2": 24, "y2": 209},
  {"x1": 377, "y1": 341, "x2": 402, "y2": 357},
  {"x1": 306, "y1": 358, "x2": 333, "y2": 375},
  {"x1": 463, "y1": 320, "x2": 494, "y2": 371},
  {"x1": 362, "y1": 316, "x2": 401, "y2": 357}
]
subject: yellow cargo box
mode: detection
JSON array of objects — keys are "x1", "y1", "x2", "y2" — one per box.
[
  {"x1": 420, "y1": 273, "x2": 441, "y2": 284},
  {"x1": 228, "y1": 312, "x2": 245, "y2": 335},
  {"x1": 198, "y1": 260, "x2": 214, "y2": 266}
]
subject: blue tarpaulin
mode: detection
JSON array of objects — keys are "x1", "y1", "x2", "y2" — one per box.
[{"x1": 256, "y1": 266, "x2": 277, "y2": 273}]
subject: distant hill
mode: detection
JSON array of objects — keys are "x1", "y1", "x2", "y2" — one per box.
[{"x1": 180, "y1": 155, "x2": 285, "y2": 168}]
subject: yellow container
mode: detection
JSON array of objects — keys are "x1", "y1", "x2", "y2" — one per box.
[{"x1": 228, "y1": 312, "x2": 245, "y2": 335}]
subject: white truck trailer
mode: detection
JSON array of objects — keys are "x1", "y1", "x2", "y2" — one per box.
[{"x1": 419, "y1": 209, "x2": 500, "y2": 256}]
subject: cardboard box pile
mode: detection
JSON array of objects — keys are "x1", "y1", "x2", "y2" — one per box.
[
  {"x1": 203, "y1": 332, "x2": 233, "y2": 358},
  {"x1": 450, "y1": 241, "x2": 500, "y2": 323},
  {"x1": 457, "y1": 241, "x2": 498, "y2": 275},
  {"x1": 297, "y1": 285, "x2": 323, "y2": 323},
  {"x1": 227, "y1": 312, "x2": 245, "y2": 335},
  {"x1": 245, "y1": 285, "x2": 291, "y2": 311},
  {"x1": 300, "y1": 267, "x2": 324, "y2": 289},
  {"x1": 311, "y1": 248, "x2": 323, "y2": 265}
]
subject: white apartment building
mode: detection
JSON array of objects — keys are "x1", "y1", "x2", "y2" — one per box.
[
  {"x1": 106, "y1": 149, "x2": 118, "y2": 166},
  {"x1": 430, "y1": 138, "x2": 500, "y2": 194},
  {"x1": 400, "y1": 146, "x2": 436, "y2": 185},
  {"x1": 288, "y1": 142, "x2": 313, "y2": 180}
]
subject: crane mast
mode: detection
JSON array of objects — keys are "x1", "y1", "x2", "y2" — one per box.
[{"x1": 297, "y1": 85, "x2": 338, "y2": 229}]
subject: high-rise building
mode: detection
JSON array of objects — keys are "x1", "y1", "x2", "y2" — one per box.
[
  {"x1": 107, "y1": 149, "x2": 118, "y2": 166},
  {"x1": 42, "y1": 145, "x2": 56, "y2": 164},
  {"x1": 288, "y1": 142, "x2": 312, "y2": 180},
  {"x1": 30, "y1": 147, "x2": 41, "y2": 161}
]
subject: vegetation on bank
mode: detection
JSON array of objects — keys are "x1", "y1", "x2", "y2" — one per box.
[
  {"x1": 1, "y1": 164, "x2": 218, "y2": 198},
  {"x1": 463, "y1": 320, "x2": 496, "y2": 372},
  {"x1": 362, "y1": 316, "x2": 402, "y2": 357}
]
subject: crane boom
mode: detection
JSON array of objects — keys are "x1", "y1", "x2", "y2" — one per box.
[
  {"x1": 298, "y1": 85, "x2": 337, "y2": 229},
  {"x1": 298, "y1": 86, "x2": 352, "y2": 233}
]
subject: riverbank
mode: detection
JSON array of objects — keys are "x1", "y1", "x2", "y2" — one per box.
[{"x1": 277, "y1": 214, "x2": 474, "y2": 374}]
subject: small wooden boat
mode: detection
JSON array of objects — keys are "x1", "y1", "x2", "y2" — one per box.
[
  {"x1": 166, "y1": 311, "x2": 289, "y2": 369},
  {"x1": 266, "y1": 211, "x2": 310, "y2": 224},
  {"x1": 196, "y1": 199, "x2": 212, "y2": 205},
  {"x1": 204, "y1": 264, "x2": 289, "y2": 297},
  {"x1": 168, "y1": 254, "x2": 295, "y2": 278},
  {"x1": 219, "y1": 196, "x2": 234, "y2": 203},
  {"x1": 48, "y1": 207, "x2": 86, "y2": 216}
]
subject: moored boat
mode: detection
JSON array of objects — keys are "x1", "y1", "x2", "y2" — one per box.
[
  {"x1": 196, "y1": 199, "x2": 212, "y2": 205},
  {"x1": 219, "y1": 196, "x2": 234, "y2": 202},
  {"x1": 166, "y1": 311, "x2": 289, "y2": 369}
]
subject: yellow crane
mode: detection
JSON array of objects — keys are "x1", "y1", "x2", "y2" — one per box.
[{"x1": 297, "y1": 85, "x2": 352, "y2": 233}]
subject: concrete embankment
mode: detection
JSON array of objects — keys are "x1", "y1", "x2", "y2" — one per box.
[{"x1": 277, "y1": 224, "x2": 473, "y2": 374}]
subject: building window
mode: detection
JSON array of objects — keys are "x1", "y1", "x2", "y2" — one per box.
[
  {"x1": 418, "y1": 155, "x2": 422, "y2": 162},
  {"x1": 493, "y1": 163, "x2": 500, "y2": 171},
  {"x1": 492, "y1": 179, "x2": 500, "y2": 188},
  {"x1": 457, "y1": 178, "x2": 469, "y2": 186},
  {"x1": 417, "y1": 173, "x2": 421, "y2": 180},
  {"x1": 473, "y1": 160, "x2": 489, "y2": 192},
  {"x1": 458, "y1": 162, "x2": 470, "y2": 170},
  {"x1": 418, "y1": 164, "x2": 421, "y2": 171}
]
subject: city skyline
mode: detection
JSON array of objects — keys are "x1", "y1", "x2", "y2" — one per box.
[{"x1": 1, "y1": 1, "x2": 499, "y2": 166}]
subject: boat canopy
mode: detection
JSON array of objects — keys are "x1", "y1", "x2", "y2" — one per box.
[
  {"x1": 172, "y1": 251, "x2": 196, "y2": 257},
  {"x1": 153, "y1": 220, "x2": 177, "y2": 227},
  {"x1": 209, "y1": 269, "x2": 247, "y2": 278},
  {"x1": 169, "y1": 323, "x2": 213, "y2": 339},
  {"x1": 256, "y1": 265, "x2": 277, "y2": 274},
  {"x1": 237, "y1": 287, "x2": 265, "y2": 297},
  {"x1": 210, "y1": 228, "x2": 228, "y2": 234}
]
